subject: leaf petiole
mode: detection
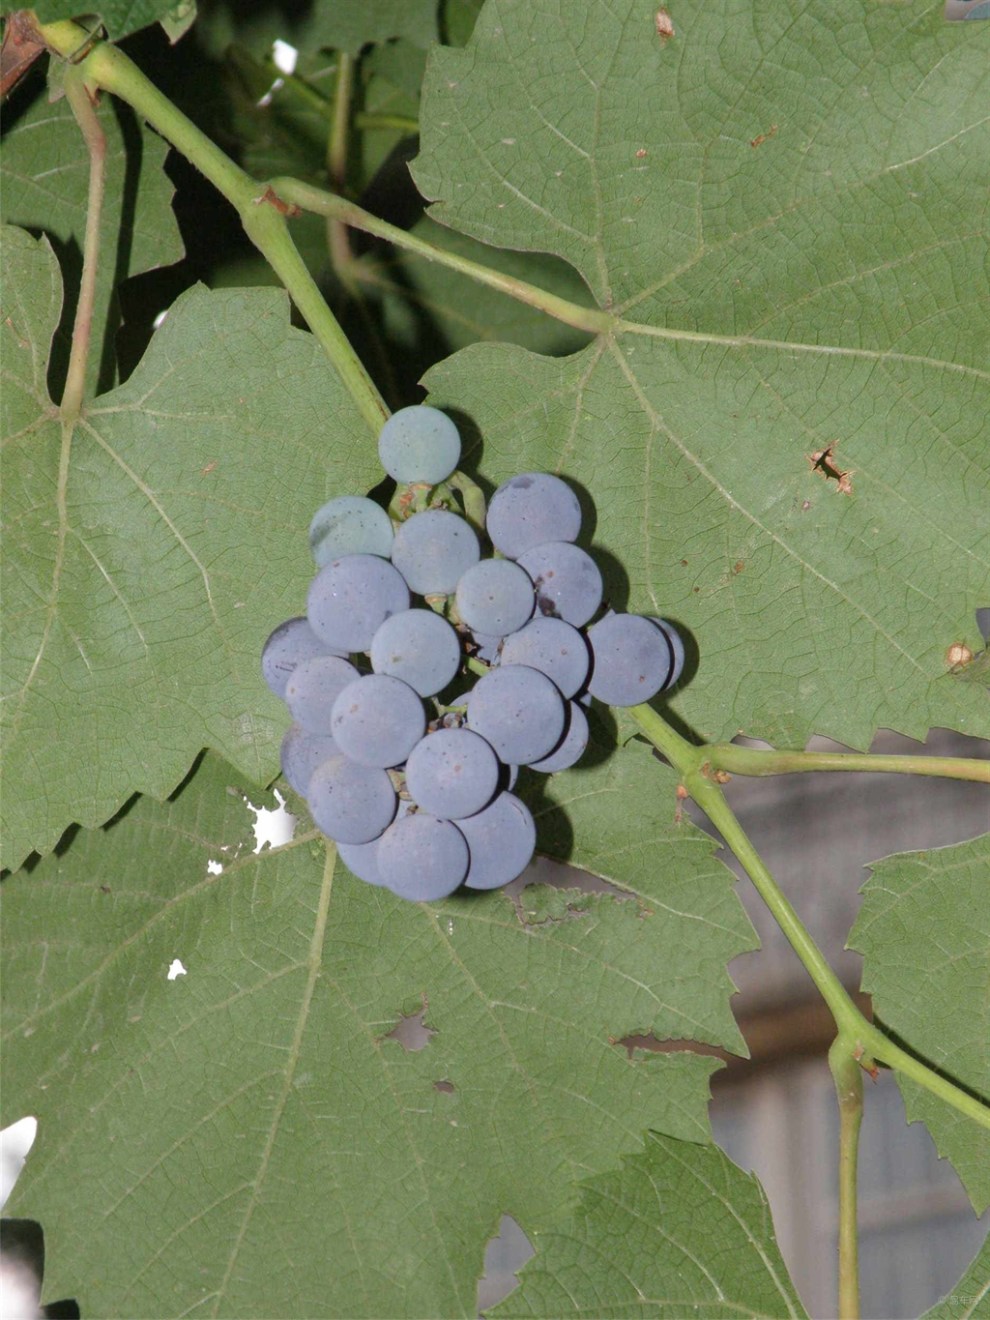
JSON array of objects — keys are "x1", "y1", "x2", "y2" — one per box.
[
  {"x1": 60, "y1": 63, "x2": 105, "y2": 421},
  {"x1": 706, "y1": 742, "x2": 990, "y2": 786},
  {"x1": 269, "y1": 176, "x2": 613, "y2": 336},
  {"x1": 830, "y1": 1035, "x2": 864, "y2": 1320},
  {"x1": 631, "y1": 704, "x2": 990, "y2": 1132}
]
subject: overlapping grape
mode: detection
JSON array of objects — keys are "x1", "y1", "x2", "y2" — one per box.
[{"x1": 262, "y1": 404, "x2": 685, "y2": 902}]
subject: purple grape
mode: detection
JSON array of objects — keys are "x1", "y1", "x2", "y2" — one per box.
[
  {"x1": 330, "y1": 674, "x2": 426, "y2": 769},
  {"x1": 459, "y1": 792, "x2": 536, "y2": 890},
  {"x1": 308, "y1": 554, "x2": 410, "y2": 652},
  {"x1": 377, "y1": 813, "x2": 469, "y2": 901},
  {"x1": 404, "y1": 728, "x2": 500, "y2": 820},
  {"x1": 486, "y1": 473, "x2": 581, "y2": 559},
  {"x1": 467, "y1": 665, "x2": 565, "y2": 765},
  {"x1": 517, "y1": 541, "x2": 602, "y2": 628}
]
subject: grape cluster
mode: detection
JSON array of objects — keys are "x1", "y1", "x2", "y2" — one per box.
[{"x1": 262, "y1": 406, "x2": 684, "y2": 902}]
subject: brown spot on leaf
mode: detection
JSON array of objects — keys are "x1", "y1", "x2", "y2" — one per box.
[
  {"x1": 433, "y1": 1079, "x2": 456, "y2": 1094},
  {"x1": 635, "y1": 148, "x2": 648, "y2": 158},
  {"x1": 732, "y1": 561, "x2": 745, "y2": 574},
  {"x1": 946, "y1": 643, "x2": 974, "y2": 669},
  {"x1": 655, "y1": 8, "x2": 674, "y2": 39},
  {"x1": 750, "y1": 124, "x2": 778, "y2": 148}
]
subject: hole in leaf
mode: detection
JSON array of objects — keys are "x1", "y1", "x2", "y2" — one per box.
[
  {"x1": 613, "y1": 1032, "x2": 732, "y2": 1063},
  {"x1": 383, "y1": 993, "x2": 435, "y2": 1052},
  {"x1": 476, "y1": 1214, "x2": 535, "y2": 1315}
]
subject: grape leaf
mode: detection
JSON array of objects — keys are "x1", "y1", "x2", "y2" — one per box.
[
  {"x1": 414, "y1": 0, "x2": 990, "y2": 750},
  {"x1": 0, "y1": 734, "x2": 756, "y2": 1317},
  {"x1": 488, "y1": 1130, "x2": 807, "y2": 1319},
  {"x1": 0, "y1": 83, "x2": 184, "y2": 395},
  {"x1": 848, "y1": 834, "x2": 990, "y2": 1213},
  {"x1": 922, "y1": 1233, "x2": 990, "y2": 1320},
  {"x1": 1, "y1": 0, "x2": 184, "y2": 41},
  {"x1": 0, "y1": 226, "x2": 378, "y2": 871}
]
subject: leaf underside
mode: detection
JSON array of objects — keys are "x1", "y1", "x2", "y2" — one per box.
[
  {"x1": 848, "y1": 833, "x2": 990, "y2": 1213},
  {"x1": 415, "y1": 0, "x2": 989, "y2": 751},
  {"x1": 0, "y1": 228, "x2": 378, "y2": 870},
  {"x1": 489, "y1": 1130, "x2": 808, "y2": 1319},
  {"x1": 1, "y1": 737, "x2": 756, "y2": 1317}
]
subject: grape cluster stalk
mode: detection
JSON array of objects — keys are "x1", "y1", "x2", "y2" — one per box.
[{"x1": 262, "y1": 407, "x2": 685, "y2": 901}]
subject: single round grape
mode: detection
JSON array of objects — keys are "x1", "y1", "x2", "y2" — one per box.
[
  {"x1": 455, "y1": 559, "x2": 535, "y2": 637},
  {"x1": 284, "y1": 654, "x2": 360, "y2": 734},
  {"x1": 262, "y1": 617, "x2": 341, "y2": 699},
  {"x1": 459, "y1": 792, "x2": 536, "y2": 890},
  {"x1": 648, "y1": 618, "x2": 686, "y2": 689},
  {"x1": 529, "y1": 700, "x2": 589, "y2": 773},
  {"x1": 486, "y1": 473, "x2": 582, "y2": 559},
  {"x1": 280, "y1": 724, "x2": 340, "y2": 796},
  {"x1": 467, "y1": 664, "x2": 565, "y2": 765},
  {"x1": 586, "y1": 613, "x2": 675, "y2": 706},
  {"x1": 307, "y1": 554, "x2": 410, "y2": 652},
  {"x1": 337, "y1": 799, "x2": 412, "y2": 887},
  {"x1": 378, "y1": 405, "x2": 461, "y2": 485},
  {"x1": 390, "y1": 509, "x2": 480, "y2": 596},
  {"x1": 370, "y1": 608, "x2": 462, "y2": 697},
  {"x1": 517, "y1": 541, "x2": 602, "y2": 628},
  {"x1": 330, "y1": 674, "x2": 425, "y2": 768},
  {"x1": 377, "y1": 812, "x2": 469, "y2": 901},
  {"x1": 498, "y1": 617, "x2": 589, "y2": 698},
  {"x1": 309, "y1": 495, "x2": 394, "y2": 568},
  {"x1": 404, "y1": 727, "x2": 500, "y2": 820},
  {"x1": 307, "y1": 755, "x2": 396, "y2": 844}
]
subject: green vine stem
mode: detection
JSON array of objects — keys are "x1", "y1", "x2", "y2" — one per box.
[
  {"x1": 830, "y1": 1036, "x2": 864, "y2": 1320},
  {"x1": 707, "y1": 742, "x2": 990, "y2": 785},
  {"x1": 326, "y1": 51, "x2": 355, "y2": 280},
  {"x1": 631, "y1": 704, "x2": 990, "y2": 1131},
  {"x1": 269, "y1": 176, "x2": 613, "y2": 336},
  {"x1": 60, "y1": 63, "x2": 106, "y2": 423},
  {"x1": 36, "y1": 18, "x2": 388, "y2": 434}
]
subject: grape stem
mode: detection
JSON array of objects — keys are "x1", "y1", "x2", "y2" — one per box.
[
  {"x1": 35, "y1": 18, "x2": 389, "y2": 435},
  {"x1": 631, "y1": 704, "x2": 990, "y2": 1131},
  {"x1": 830, "y1": 1035, "x2": 863, "y2": 1320},
  {"x1": 326, "y1": 51, "x2": 356, "y2": 283},
  {"x1": 59, "y1": 62, "x2": 106, "y2": 422},
  {"x1": 705, "y1": 742, "x2": 989, "y2": 785},
  {"x1": 270, "y1": 176, "x2": 612, "y2": 336}
]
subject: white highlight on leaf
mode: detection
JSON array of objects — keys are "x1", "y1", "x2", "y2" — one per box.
[
  {"x1": 207, "y1": 858, "x2": 223, "y2": 875},
  {"x1": 167, "y1": 959, "x2": 188, "y2": 981},
  {"x1": 245, "y1": 789, "x2": 296, "y2": 853},
  {"x1": 0, "y1": 1256, "x2": 41, "y2": 1320},
  {"x1": 0, "y1": 1117, "x2": 37, "y2": 1210},
  {"x1": 272, "y1": 40, "x2": 299, "y2": 74},
  {"x1": 152, "y1": 309, "x2": 168, "y2": 329}
]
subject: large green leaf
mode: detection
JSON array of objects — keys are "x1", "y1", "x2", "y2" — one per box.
[
  {"x1": 1, "y1": 733, "x2": 756, "y2": 1317},
  {"x1": 0, "y1": 226, "x2": 377, "y2": 870},
  {"x1": 488, "y1": 1130, "x2": 807, "y2": 1318},
  {"x1": 1, "y1": 84, "x2": 184, "y2": 395},
  {"x1": 414, "y1": 0, "x2": 990, "y2": 749},
  {"x1": 922, "y1": 1233, "x2": 990, "y2": 1320},
  {"x1": 848, "y1": 834, "x2": 990, "y2": 1213}
]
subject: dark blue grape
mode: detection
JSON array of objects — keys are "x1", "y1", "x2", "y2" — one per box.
[{"x1": 486, "y1": 473, "x2": 581, "y2": 559}]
